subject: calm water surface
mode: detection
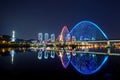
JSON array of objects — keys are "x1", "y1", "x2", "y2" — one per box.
[{"x1": 0, "y1": 48, "x2": 120, "y2": 80}]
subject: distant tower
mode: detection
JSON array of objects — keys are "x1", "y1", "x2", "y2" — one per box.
[
  {"x1": 38, "y1": 33, "x2": 43, "y2": 43},
  {"x1": 51, "y1": 34, "x2": 55, "y2": 42},
  {"x1": 44, "y1": 33, "x2": 49, "y2": 42},
  {"x1": 11, "y1": 30, "x2": 16, "y2": 42}
]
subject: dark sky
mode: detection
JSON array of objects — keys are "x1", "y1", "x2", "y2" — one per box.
[{"x1": 0, "y1": 0, "x2": 120, "y2": 40}]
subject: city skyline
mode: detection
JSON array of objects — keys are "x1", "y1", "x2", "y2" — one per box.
[{"x1": 0, "y1": 0, "x2": 120, "y2": 40}]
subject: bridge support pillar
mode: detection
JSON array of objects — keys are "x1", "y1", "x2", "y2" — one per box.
[
  {"x1": 107, "y1": 41, "x2": 110, "y2": 48},
  {"x1": 107, "y1": 48, "x2": 110, "y2": 55}
]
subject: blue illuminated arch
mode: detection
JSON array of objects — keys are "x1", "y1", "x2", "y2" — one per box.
[
  {"x1": 70, "y1": 21, "x2": 108, "y2": 40},
  {"x1": 70, "y1": 20, "x2": 109, "y2": 75}
]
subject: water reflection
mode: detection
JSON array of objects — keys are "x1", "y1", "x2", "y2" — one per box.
[
  {"x1": 50, "y1": 51, "x2": 55, "y2": 58},
  {"x1": 70, "y1": 52, "x2": 108, "y2": 74},
  {"x1": 57, "y1": 51, "x2": 70, "y2": 69},
  {"x1": 0, "y1": 48, "x2": 10, "y2": 56},
  {"x1": 44, "y1": 51, "x2": 48, "y2": 59},
  {"x1": 0, "y1": 47, "x2": 117, "y2": 75},
  {"x1": 0, "y1": 48, "x2": 27, "y2": 56},
  {"x1": 38, "y1": 51, "x2": 42, "y2": 60},
  {"x1": 10, "y1": 50, "x2": 15, "y2": 64},
  {"x1": 37, "y1": 50, "x2": 55, "y2": 60},
  {"x1": 0, "y1": 48, "x2": 27, "y2": 64}
]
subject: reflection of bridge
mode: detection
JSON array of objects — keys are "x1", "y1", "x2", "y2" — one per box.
[{"x1": 59, "y1": 49, "x2": 120, "y2": 56}]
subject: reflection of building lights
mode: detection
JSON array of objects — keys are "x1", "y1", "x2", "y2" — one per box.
[
  {"x1": 10, "y1": 50, "x2": 15, "y2": 64},
  {"x1": 92, "y1": 54, "x2": 96, "y2": 57},
  {"x1": 50, "y1": 51, "x2": 55, "y2": 58},
  {"x1": 66, "y1": 52, "x2": 71, "y2": 59},
  {"x1": 2, "y1": 48, "x2": 5, "y2": 53},
  {"x1": 80, "y1": 53, "x2": 83, "y2": 56},
  {"x1": 44, "y1": 51, "x2": 48, "y2": 59},
  {"x1": 22, "y1": 47, "x2": 26, "y2": 52},
  {"x1": 8, "y1": 48, "x2": 11, "y2": 52},
  {"x1": 8, "y1": 41, "x2": 11, "y2": 44},
  {"x1": 59, "y1": 52, "x2": 63, "y2": 58},
  {"x1": 46, "y1": 47, "x2": 51, "y2": 50},
  {"x1": 2, "y1": 40, "x2": 6, "y2": 44},
  {"x1": 38, "y1": 51, "x2": 42, "y2": 60},
  {"x1": 72, "y1": 52, "x2": 76, "y2": 56}
]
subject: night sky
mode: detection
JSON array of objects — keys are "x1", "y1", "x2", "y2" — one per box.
[{"x1": 0, "y1": 0, "x2": 120, "y2": 40}]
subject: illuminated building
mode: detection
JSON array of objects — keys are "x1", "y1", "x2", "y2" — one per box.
[
  {"x1": 44, "y1": 33, "x2": 49, "y2": 42},
  {"x1": 66, "y1": 33, "x2": 71, "y2": 41},
  {"x1": 72, "y1": 36, "x2": 76, "y2": 41},
  {"x1": 38, "y1": 33, "x2": 43, "y2": 43},
  {"x1": 51, "y1": 34, "x2": 55, "y2": 42}
]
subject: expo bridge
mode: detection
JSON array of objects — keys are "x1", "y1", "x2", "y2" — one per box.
[{"x1": 37, "y1": 20, "x2": 120, "y2": 56}]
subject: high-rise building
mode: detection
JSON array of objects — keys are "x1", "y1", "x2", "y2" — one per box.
[
  {"x1": 38, "y1": 33, "x2": 43, "y2": 42},
  {"x1": 44, "y1": 33, "x2": 49, "y2": 41},
  {"x1": 51, "y1": 34, "x2": 55, "y2": 42},
  {"x1": 72, "y1": 36, "x2": 76, "y2": 41},
  {"x1": 66, "y1": 33, "x2": 71, "y2": 41}
]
